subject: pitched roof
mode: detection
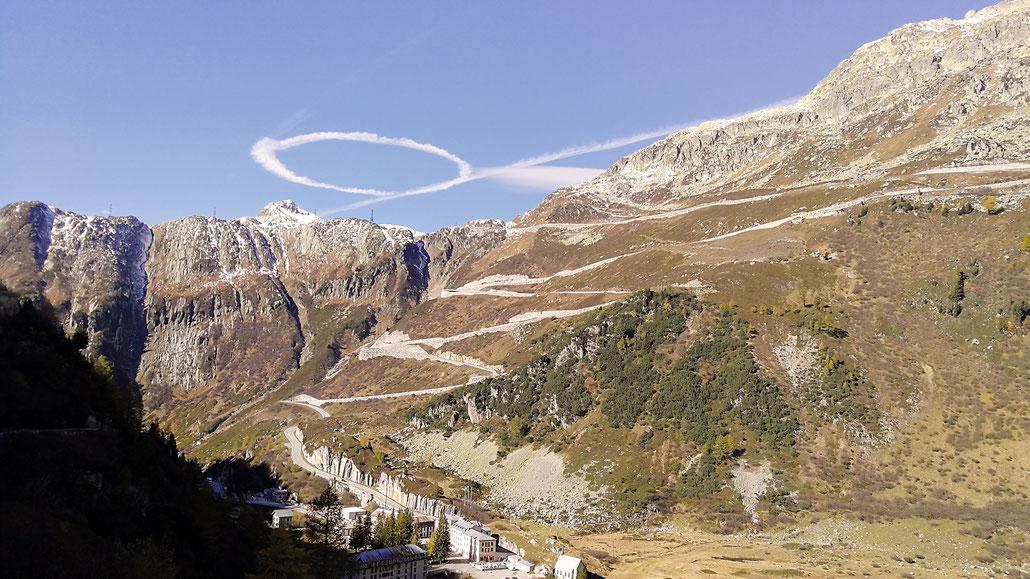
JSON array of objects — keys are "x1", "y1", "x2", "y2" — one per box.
[
  {"x1": 467, "y1": 528, "x2": 495, "y2": 542},
  {"x1": 447, "y1": 514, "x2": 484, "y2": 533},
  {"x1": 272, "y1": 509, "x2": 294, "y2": 517},
  {"x1": 555, "y1": 554, "x2": 583, "y2": 571},
  {"x1": 352, "y1": 544, "x2": 427, "y2": 565}
]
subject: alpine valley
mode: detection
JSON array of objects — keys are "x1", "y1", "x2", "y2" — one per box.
[{"x1": 3, "y1": 2, "x2": 1030, "y2": 576}]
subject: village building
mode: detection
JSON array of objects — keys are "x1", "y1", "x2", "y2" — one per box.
[
  {"x1": 371, "y1": 507, "x2": 397, "y2": 525},
  {"x1": 554, "y1": 554, "x2": 586, "y2": 579},
  {"x1": 506, "y1": 554, "x2": 534, "y2": 573},
  {"x1": 265, "y1": 487, "x2": 290, "y2": 503},
  {"x1": 414, "y1": 516, "x2": 436, "y2": 541},
  {"x1": 347, "y1": 544, "x2": 428, "y2": 579},
  {"x1": 247, "y1": 487, "x2": 292, "y2": 506},
  {"x1": 342, "y1": 506, "x2": 369, "y2": 524},
  {"x1": 270, "y1": 508, "x2": 295, "y2": 529},
  {"x1": 446, "y1": 515, "x2": 497, "y2": 563}
]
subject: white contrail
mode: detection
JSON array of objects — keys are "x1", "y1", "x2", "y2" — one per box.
[
  {"x1": 252, "y1": 96, "x2": 802, "y2": 215},
  {"x1": 250, "y1": 131, "x2": 474, "y2": 196},
  {"x1": 503, "y1": 123, "x2": 690, "y2": 169},
  {"x1": 251, "y1": 125, "x2": 682, "y2": 215},
  {"x1": 311, "y1": 129, "x2": 682, "y2": 215},
  {"x1": 479, "y1": 166, "x2": 605, "y2": 190}
]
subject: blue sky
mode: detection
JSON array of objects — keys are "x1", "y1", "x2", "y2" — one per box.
[{"x1": 1, "y1": 1, "x2": 982, "y2": 232}]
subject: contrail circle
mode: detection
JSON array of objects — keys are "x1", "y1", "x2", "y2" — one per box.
[{"x1": 250, "y1": 131, "x2": 474, "y2": 197}]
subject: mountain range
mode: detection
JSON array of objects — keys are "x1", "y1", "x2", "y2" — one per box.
[{"x1": 2, "y1": 1, "x2": 1029, "y2": 575}]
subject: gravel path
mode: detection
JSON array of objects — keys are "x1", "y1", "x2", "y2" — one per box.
[
  {"x1": 696, "y1": 178, "x2": 1030, "y2": 245},
  {"x1": 914, "y1": 162, "x2": 1030, "y2": 174},
  {"x1": 282, "y1": 399, "x2": 330, "y2": 417},
  {"x1": 291, "y1": 384, "x2": 466, "y2": 407},
  {"x1": 355, "y1": 302, "x2": 616, "y2": 368},
  {"x1": 507, "y1": 192, "x2": 785, "y2": 234},
  {"x1": 443, "y1": 252, "x2": 640, "y2": 295}
]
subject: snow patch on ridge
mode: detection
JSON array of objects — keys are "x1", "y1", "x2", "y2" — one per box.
[
  {"x1": 31, "y1": 204, "x2": 58, "y2": 269},
  {"x1": 248, "y1": 200, "x2": 321, "y2": 229},
  {"x1": 131, "y1": 227, "x2": 153, "y2": 305}
]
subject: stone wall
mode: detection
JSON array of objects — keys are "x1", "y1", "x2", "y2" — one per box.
[{"x1": 302, "y1": 433, "x2": 456, "y2": 520}]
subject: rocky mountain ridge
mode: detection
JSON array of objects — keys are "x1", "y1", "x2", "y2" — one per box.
[
  {"x1": 517, "y1": 0, "x2": 1030, "y2": 225},
  {"x1": 1, "y1": 0, "x2": 1028, "y2": 460},
  {"x1": 0, "y1": 199, "x2": 505, "y2": 431},
  {"x1": 2, "y1": 4, "x2": 1029, "y2": 574},
  {"x1": 0, "y1": 202, "x2": 152, "y2": 376}
]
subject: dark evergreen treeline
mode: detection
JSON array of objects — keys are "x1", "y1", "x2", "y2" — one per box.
[
  {"x1": 414, "y1": 289, "x2": 799, "y2": 451},
  {"x1": 0, "y1": 297, "x2": 283, "y2": 578},
  {"x1": 641, "y1": 314, "x2": 798, "y2": 449},
  {"x1": 802, "y1": 348, "x2": 880, "y2": 432}
]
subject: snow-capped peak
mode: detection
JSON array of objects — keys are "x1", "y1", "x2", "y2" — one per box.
[{"x1": 252, "y1": 200, "x2": 320, "y2": 228}]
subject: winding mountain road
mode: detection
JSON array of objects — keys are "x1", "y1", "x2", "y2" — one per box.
[
  {"x1": 914, "y1": 162, "x2": 1030, "y2": 175},
  {"x1": 276, "y1": 168, "x2": 1029, "y2": 515},
  {"x1": 289, "y1": 383, "x2": 467, "y2": 408},
  {"x1": 284, "y1": 425, "x2": 426, "y2": 516},
  {"x1": 282, "y1": 399, "x2": 331, "y2": 418}
]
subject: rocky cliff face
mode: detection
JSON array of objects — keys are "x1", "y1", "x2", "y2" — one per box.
[
  {"x1": 0, "y1": 201, "x2": 152, "y2": 377},
  {"x1": 421, "y1": 219, "x2": 507, "y2": 299},
  {"x1": 0, "y1": 199, "x2": 504, "y2": 431},
  {"x1": 518, "y1": 0, "x2": 1030, "y2": 224},
  {"x1": 139, "y1": 203, "x2": 506, "y2": 429},
  {"x1": 302, "y1": 433, "x2": 456, "y2": 519}
]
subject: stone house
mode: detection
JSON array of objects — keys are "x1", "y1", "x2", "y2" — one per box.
[
  {"x1": 414, "y1": 516, "x2": 436, "y2": 541},
  {"x1": 271, "y1": 508, "x2": 295, "y2": 529}
]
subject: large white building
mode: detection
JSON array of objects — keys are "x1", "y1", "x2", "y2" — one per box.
[
  {"x1": 446, "y1": 515, "x2": 497, "y2": 563},
  {"x1": 348, "y1": 544, "x2": 427, "y2": 579},
  {"x1": 554, "y1": 554, "x2": 586, "y2": 579},
  {"x1": 342, "y1": 506, "x2": 369, "y2": 524}
]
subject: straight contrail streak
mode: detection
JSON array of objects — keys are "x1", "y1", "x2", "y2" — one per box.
[{"x1": 251, "y1": 96, "x2": 801, "y2": 215}]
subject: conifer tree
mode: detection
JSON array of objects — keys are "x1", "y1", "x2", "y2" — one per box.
[
  {"x1": 371, "y1": 514, "x2": 391, "y2": 549},
  {"x1": 394, "y1": 510, "x2": 414, "y2": 547},
  {"x1": 427, "y1": 517, "x2": 450, "y2": 564},
  {"x1": 306, "y1": 487, "x2": 344, "y2": 575},
  {"x1": 387, "y1": 512, "x2": 399, "y2": 546},
  {"x1": 711, "y1": 433, "x2": 736, "y2": 462},
  {"x1": 1021, "y1": 233, "x2": 1030, "y2": 253},
  {"x1": 349, "y1": 514, "x2": 371, "y2": 551},
  {"x1": 426, "y1": 528, "x2": 438, "y2": 561},
  {"x1": 949, "y1": 269, "x2": 966, "y2": 303},
  {"x1": 984, "y1": 196, "x2": 998, "y2": 214}
]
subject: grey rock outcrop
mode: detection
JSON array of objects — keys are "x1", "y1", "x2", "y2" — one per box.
[
  {"x1": 0, "y1": 201, "x2": 152, "y2": 377},
  {"x1": 519, "y1": 0, "x2": 1030, "y2": 224},
  {"x1": 140, "y1": 204, "x2": 503, "y2": 404},
  {"x1": 0, "y1": 198, "x2": 507, "y2": 434},
  {"x1": 422, "y1": 219, "x2": 507, "y2": 299},
  {"x1": 305, "y1": 440, "x2": 456, "y2": 519}
]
